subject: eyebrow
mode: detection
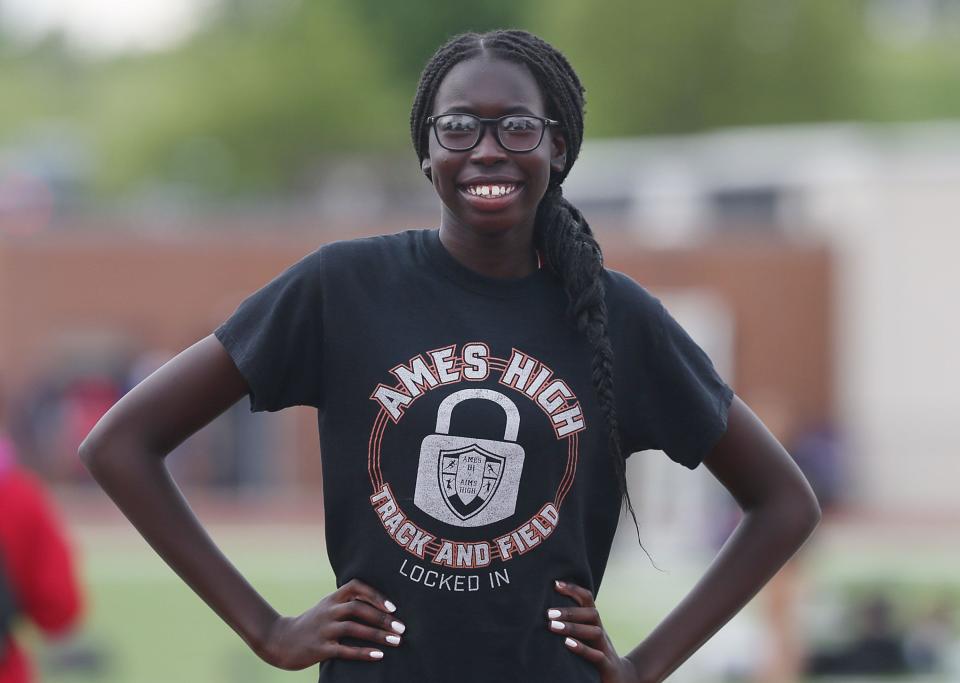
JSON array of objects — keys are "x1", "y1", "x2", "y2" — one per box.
[{"x1": 437, "y1": 105, "x2": 539, "y2": 116}]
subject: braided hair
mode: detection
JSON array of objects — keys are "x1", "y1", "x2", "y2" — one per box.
[{"x1": 411, "y1": 30, "x2": 646, "y2": 546}]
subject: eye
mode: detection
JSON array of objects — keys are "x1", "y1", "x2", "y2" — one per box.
[
  {"x1": 501, "y1": 116, "x2": 538, "y2": 131},
  {"x1": 438, "y1": 115, "x2": 478, "y2": 132}
]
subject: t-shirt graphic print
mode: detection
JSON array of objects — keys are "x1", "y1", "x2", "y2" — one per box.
[
  {"x1": 368, "y1": 344, "x2": 585, "y2": 580},
  {"x1": 414, "y1": 387, "x2": 525, "y2": 527}
]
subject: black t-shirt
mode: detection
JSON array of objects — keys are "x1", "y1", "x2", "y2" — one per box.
[{"x1": 214, "y1": 228, "x2": 734, "y2": 683}]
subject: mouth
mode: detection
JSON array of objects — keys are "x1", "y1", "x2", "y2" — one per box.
[{"x1": 457, "y1": 182, "x2": 524, "y2": 211}]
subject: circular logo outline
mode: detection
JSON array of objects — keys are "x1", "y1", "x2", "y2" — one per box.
[{"x1": 367, "y1": 350, "x2": 582, "y2": 568}]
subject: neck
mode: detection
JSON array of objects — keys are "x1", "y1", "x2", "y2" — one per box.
[{"x1": 438, "y1": 218, "x2": 538, "y2": 279}]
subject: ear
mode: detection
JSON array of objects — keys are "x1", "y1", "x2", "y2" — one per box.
[
  {"x1": 421, "y1": 157, "x2": 432, "y2": 180},
  {"x1": 550, "y1": 131, "x2": 567, "y2": 175}
]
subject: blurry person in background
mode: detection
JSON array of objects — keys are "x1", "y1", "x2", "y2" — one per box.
[
  {"x1": 759, "y1": 413, "x2": 845, "y2": 683},
  {"x1": 702, "y1": 393, "x2": 845, "y2": 683},
  {"x1": 0, "y1": 379, "x2": 84, "y2": 683}
]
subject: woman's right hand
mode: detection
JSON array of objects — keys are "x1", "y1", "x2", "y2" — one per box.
[{"x1": 260, "y1": 578, "x2": 405, "y2": 670}]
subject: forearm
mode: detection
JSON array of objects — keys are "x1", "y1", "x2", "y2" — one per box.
[
  {"x1": 79, "y1": 434, "x2": 279, "y2": 659},
  {"x1": 626, "y1": 498, "x2": 820, "y2": 683}
]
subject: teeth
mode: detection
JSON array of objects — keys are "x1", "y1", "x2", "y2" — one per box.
[{"x1": 465, "y1": 184, "x2": 517, "y2": 197}]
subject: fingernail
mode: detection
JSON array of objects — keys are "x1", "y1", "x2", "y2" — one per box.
[
  {"x1": 386, "y1": 634, "x2": 401, "y2": 645},
  {"x1": 391, "y1": 620, "x2": 406, "y2": 634},
  {"x1": 547, "y1": 609, "x2": 561, "y2": 619},
  {"x1": 370, "y1": 650, "x2": 384, "y2": 659},
  {"x1": 565, "y1": 637, "x2": 577, "y2": 648},
  {"x1": 550, "y1": 620, "x2": 565, "y2": 631},
  {"x1": 555, "y1": 580, "x2": 565, "y2": 589},
  {"x1": 384, "y1": 600, "x2": 397, "y2": 613}
]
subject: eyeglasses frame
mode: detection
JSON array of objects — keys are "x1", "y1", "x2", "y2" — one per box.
[{"x1": 425, "y1": 113, "x2": 561, "y2": 153}]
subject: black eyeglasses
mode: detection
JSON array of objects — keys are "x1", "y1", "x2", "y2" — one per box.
[{"x1": 426, "y1": 113, "x2": 560, "y2": 153}]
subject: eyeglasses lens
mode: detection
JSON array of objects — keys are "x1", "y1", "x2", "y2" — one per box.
[{"x1": 434, "y1": 115, "x2": 544, "y2": 152}]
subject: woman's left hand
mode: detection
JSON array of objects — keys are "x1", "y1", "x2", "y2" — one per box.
[{"x1": 548, "y1": 580, "x2": 642, "y2": 683}]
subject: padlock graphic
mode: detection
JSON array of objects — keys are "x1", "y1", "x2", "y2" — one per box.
[{"x1": 414, "y1": 388, "x2": 525, "y2": 527}]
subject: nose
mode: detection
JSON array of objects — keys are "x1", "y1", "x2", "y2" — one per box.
[{"x1": 469, "y1": 123, "x2": 507, "y2": 164}]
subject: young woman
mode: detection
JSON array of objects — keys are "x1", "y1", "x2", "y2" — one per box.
[{"x1": 79, "y1": 30, "x2": 821, "y2": 683}]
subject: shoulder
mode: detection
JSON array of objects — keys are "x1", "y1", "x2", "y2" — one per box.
[
  {"x1": 318, "y1": 229, "x2": 421, "y2": 273},
  {"x1": 275, "y1": 230, "x2": 421, "y2": 295},
  {"x1": 602, "y1": 268, "x2": 663, "y2": 326},
  {"x1": 316, "y1": 230, "x2": 424, "y2": 294}
]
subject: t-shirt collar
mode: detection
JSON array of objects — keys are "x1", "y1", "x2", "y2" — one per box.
[{"x1": 418, "y1": 228, "x2": 554, "y2": 300}]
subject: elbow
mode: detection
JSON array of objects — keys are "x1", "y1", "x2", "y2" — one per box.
[
  {"x1": 782, "y1": 484, "x2": 822, "y2": 544},
  {"x1": 78, "y1": 423, "x2": 160, "y2": 484},
  {"x1": 78, "y1": 432, "x2": 123, "y2": 481},
  {"x1": 799, "y1": 472, "x2": 823, "y2": 530},
  {"x1": 77, "y1": 410, "x2": 129, "y2": 473},
  {"x1": 77, "y1": 400, "x2": 125, "y2": 473},
  {"x1": 748, "y1": 481, "x2": 821, "y2": 546},
  {"x1": 77, "y1": 427, "x2": 122, "y2": 478},
  {"x1": 77, "y1": 434, "x2": 101, "y2": 473},
  {"x1": 808, "y1": 488, "x2": 823, "y2": 525},
  {"x1": 801, "y1": 496, "x2": 822, "y2": 540},
  {"x1": 77, "y1": 438, "x2": 93, "y2": 469}
]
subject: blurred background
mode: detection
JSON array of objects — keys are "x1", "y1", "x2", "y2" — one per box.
[{"x1": 1, "y1": 0, "x2": 958, "y2": 681}]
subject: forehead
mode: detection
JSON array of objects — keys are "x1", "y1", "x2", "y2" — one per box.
[{"x1": 431, "y1": 55, "x2": 546, "y2": 116}]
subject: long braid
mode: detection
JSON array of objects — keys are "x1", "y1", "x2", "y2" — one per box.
[
  {"x1": 535, "y1": 186, "x2": 646, "y2": 551},
  {"x1": 411, "y1": 30, "x2": 649, "y2": 552}
]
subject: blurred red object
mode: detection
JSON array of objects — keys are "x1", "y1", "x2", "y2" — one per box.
[{"x1": 0, "y1": 436, "x2": 83, "y2": 683}]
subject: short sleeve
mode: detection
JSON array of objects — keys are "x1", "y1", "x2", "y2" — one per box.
[
  {"x1": 643, "y1": 300, "x2": 734, "y2": 469},
  {"x1": 214, "y1": 248, "x2": 325, "y2": 412}
]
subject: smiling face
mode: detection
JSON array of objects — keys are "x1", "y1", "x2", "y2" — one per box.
[{"x1": 423, "y1": 55, "x2": 567, "y2": 241}]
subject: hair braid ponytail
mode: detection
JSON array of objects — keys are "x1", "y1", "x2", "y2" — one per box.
[{"x1": 534, "y1": 186, "x2": 645, "y2": 546}]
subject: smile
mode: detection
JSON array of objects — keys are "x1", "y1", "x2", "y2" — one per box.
[{"x1": 461, "y1": 183, "x2": 520, "y2": 198}]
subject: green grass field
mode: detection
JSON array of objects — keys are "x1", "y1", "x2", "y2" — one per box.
[{"x1": 27, "y1": 522, "x2": 960, "y2": 683}]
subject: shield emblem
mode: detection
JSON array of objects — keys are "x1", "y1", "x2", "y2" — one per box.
[{"x1": 438, "y1": 444, "x2": 505, "y2": 521}]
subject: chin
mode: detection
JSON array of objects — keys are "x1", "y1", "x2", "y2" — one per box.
[
  {"x1": 460, "y1": 213, "x2": 528, "y2": 237},
  {"x1": 441, "y1": 202, "x2": 524, "y2": 236}
]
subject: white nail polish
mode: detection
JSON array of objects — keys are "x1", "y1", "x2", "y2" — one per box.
[
  {"x1": 386, "y1": 634, "x2": 401, "y2": 645},
  {"x1": 565, "y1": 637, "x2": 577, "y2": 648},
  {"x1": 550, "y1": 620, "x2": 565, "y2": 631},
  {"x1": 547, "y1": 609, "x2": 561, "y2": 619},
  {"x1": 391, "y1": 620, "x2": 406, "y2": 634},
  {"x1": 371, "y1": 650, "x2": 384, "y2": 659},
  {"x1": 384, "y1": 600, "x2": 397, "y2": 613}
]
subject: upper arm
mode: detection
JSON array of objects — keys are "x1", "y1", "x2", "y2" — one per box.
[
  {"x1": 79, "y1": 334, "x2": 250, "y2": 459},
  {"x1": 703, "y1": 394, "x2": 821, "y2": 519}
]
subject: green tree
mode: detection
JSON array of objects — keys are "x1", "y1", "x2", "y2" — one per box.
[
  {"x1": 6, "y1": 0, "x2": 960, "y2": 201},
  {"x1": 85, "y1": 0, "x2": 409, "y2": 195},
  {"x1": 345, "y1": 0, "x2": 529, "y2": 86},
  {"x1": 527, "y1": 0, "x2": 870, "y2": 135}
]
